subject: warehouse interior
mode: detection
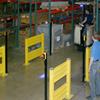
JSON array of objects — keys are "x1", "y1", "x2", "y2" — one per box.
[{"x1": 0, "y1": 0, "x2": 100, "y2": 100}]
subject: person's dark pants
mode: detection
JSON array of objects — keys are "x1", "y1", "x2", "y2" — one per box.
[{"x1": 90, "y1": 61, "x2": 100, "y2": 99}]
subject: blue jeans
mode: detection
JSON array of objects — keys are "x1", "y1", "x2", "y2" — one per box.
[{"x1": 90, "y1": 61, "x2": 100, "y2": 98}]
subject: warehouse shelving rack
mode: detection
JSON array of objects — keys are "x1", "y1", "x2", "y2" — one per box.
[
  {"x1": 0, "y1": 0, "x2": 20, "y2": 46},
  {"x1": 18, "y1": 0, "x2": 81, "y2": 55},
  {"x1": 0, "y1": 0, "x2": 81, "y2": 73},
  {"x1": 20, "y1": 0, "x2": 41, "y2": 36},
  {"x1": 0, "y1": 0, "x2": 20, "y2": 74}
]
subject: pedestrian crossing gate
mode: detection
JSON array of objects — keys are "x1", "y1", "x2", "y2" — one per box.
[
  {"x1": 0, "y1": 46, "x2": 6, "y2": 77},
  {"x1": 25, "y1": 33, "x2": 44, "y2": 65},
  {"x1": 49, "y1": 58, "x2": 73, "y2": 100}
]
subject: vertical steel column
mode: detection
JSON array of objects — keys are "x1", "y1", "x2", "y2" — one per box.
[
  {"x1": 44, "y1": 53, "x2": 48, "y2": 100},
  {"x1": 93, "y1": 0, "x2": 96, "y2": 23},
  {"x1": 48, "y1": 0, "x2": 52, "y2": 55},
  {"x1": 14, "y1": 2, "x2": 17, "y2": 46},
  {"x1": 4, "y1": 2, "x2": 8, "y2": 73},
  {"x1": 29, "y1": 0, "x2": 32, "y2": 36},
  {"x1": 82, "y1": 4, "x2": 86, "y2": 82},
  {"x1": 13, "y1": 3, "x2": 15, "y2": 27},
  {"x1": 16, "y1": 0, "x2": 20, "y2": 47},
  {"x1": 96, "y1": 0, "x2": 99, "y2": 32},
  {"x1": 5, "y1": 32, "x2": 8, "y2": 73},
  {"x1": 34, "y1": 0, "x2": 37, "y2": 35},
  {"x1": 71, "y1": 0, "x2": 74, "y2": 41},
  {"x1": 82, "y1": 36, "x2": 86, "y2": 82}
]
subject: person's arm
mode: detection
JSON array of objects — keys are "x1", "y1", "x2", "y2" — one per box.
[
  {"x1": 81, "y1": 17, "x2": 87, "y2": 24},
  {"x1": 89, "y1": 43, "x2": 95, "y2": 70},
  {"x1": 79, "y1": 17, "x2": 87, "y2": 27},
  {"x1": 89, "y1": 57, "x2": 94, "y2": 70}
]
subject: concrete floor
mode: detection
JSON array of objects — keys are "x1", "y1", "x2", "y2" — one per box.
[{"x1": 0, "y1": 45, "x2": 100, "y2": 100}]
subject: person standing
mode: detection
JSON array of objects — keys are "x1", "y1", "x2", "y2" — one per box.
[
  {"x1": 87, "y1": 32, "x2": 100, "y2": 100},
  {"x1": 80, "y1": 5, "x2": 93, "y2": 46}
]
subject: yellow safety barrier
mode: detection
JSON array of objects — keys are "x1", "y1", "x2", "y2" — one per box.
[
  {"x1": 0, "y1": 46, "x2": 6, "y2": 77},
  {"x1": 85, "y1": 47, "x2": 91, "y2": 82},
  {"x1": 25, "y1": 33, "x2": 44, "y2": 65},
  {"x1": 0, "y1": 32, "x2": 6, "y2": 36},
  {"x1": 49, "y1": 58, "x2": 73, "y2": 100}
]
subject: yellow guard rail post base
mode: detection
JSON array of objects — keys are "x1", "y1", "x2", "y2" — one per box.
[
  {"x1": 0, "y1": 46, "x2": 7, "y2": 77},
  {"x1": 49, "y1": 58, "x2": 73, "y2": 100},
  {"x1": 85, "y1": 47, "x2": 91, "y2": 82},
  {"x1": 24, "y1": 33, "x2": 44, "y2": 65}
]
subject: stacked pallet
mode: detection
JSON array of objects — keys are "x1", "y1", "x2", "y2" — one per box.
[{"x1": 21, "y1": 12, "x2": 48, "y2": 25}]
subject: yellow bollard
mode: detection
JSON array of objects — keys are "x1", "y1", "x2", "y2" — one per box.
[
  {"x1": 85, "y1": 47, "x2": 91, "y2": 82},
  {"x1": 83, "y1": 34, "x2": 91, "y2": 82},
  {"x1": 25, "y1": 39, "x2": 29, "y2": 65},
  {"x1": 66, "y1": 58, "x2": 73, "y2": 99},
  {"x1": 0, "y1": 46, "x2": 7, "y2": 77}
]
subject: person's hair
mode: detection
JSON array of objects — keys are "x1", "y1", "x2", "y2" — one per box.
[{"x1": 93, "y1": 32, "x2": 100, "y2": 40}]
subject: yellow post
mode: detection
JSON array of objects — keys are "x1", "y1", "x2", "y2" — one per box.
[
  {"x1": 66, "y1": 58, "x2": 73, "y2": 99},
  {"x1": 49, "y1": 68, "x2": 54, "y2": 100},
  {"x1": 41, "y1": 33, "x2": 44, "y2": 54},
  {"x1": 85, "y1": 47, "x2": 91, "y2": 82},
  {"x1": 25, "y1": 39, "x2": 29, "y2": 65},
  {"x1": 0, "y1": 46, "x2": 7, "y2": 77}
]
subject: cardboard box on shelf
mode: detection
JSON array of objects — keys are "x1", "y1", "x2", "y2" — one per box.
[{"x1": 21, "y1": 13, "x2": 48, "y2": 25}]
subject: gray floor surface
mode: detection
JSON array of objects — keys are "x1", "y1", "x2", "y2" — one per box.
[{"x1": 0, "y1": 45, "x2": 100, "y2": 100}]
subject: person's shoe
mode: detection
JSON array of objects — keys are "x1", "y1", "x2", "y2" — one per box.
[
  {"x1": 86, "y1": 96, "x2": 97, "y2": 100},
  {"x1": 86, "y1": 96, "x2": 92, "y2": 100},
  {"x1": 93, "y1": 97, "x2": 97, "y2": 100},
  {"x1": 96, "y1": 94, "x2": 100, "y2": 97}
]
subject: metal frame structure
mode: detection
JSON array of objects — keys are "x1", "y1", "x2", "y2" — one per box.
[{"x1": 0, "y1": 0, "x2": 19, "y2": 44}]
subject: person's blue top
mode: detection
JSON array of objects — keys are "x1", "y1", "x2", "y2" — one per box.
[
  {"x1": 85, "y1": 14, "x2": 93, "y2": 25},
  {"x1": 91, "y1": 41, "x2": 100, "y2": 61}
]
